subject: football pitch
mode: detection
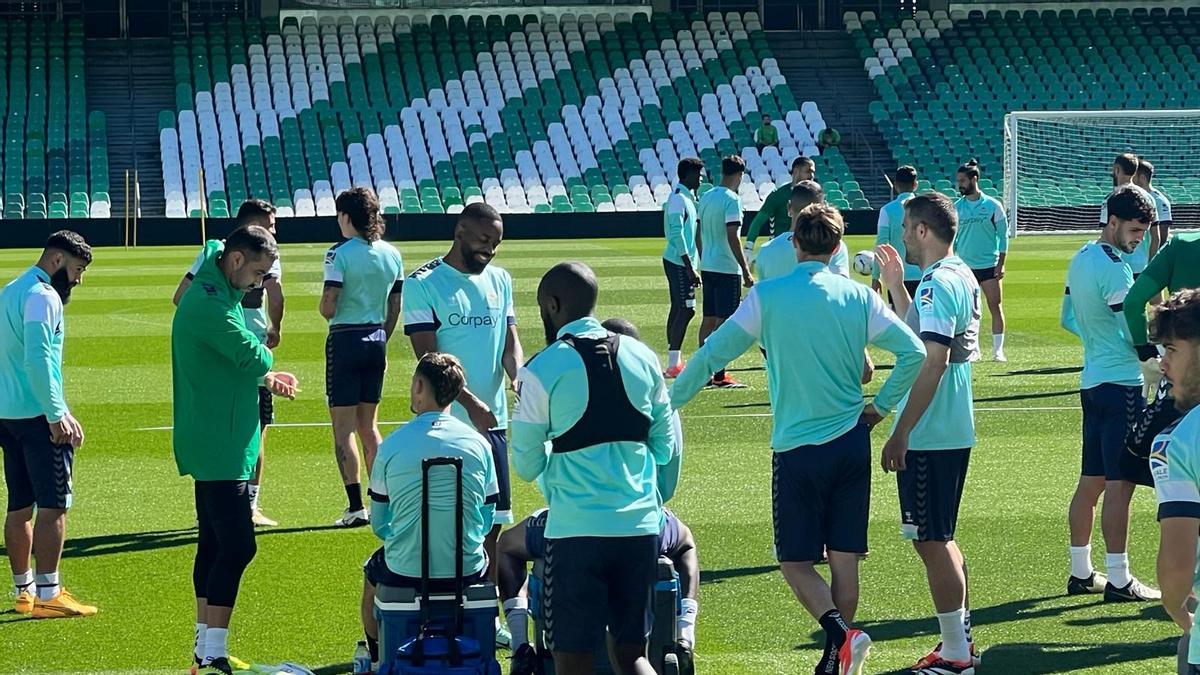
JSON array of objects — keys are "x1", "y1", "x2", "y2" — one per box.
[{"x1": 0, "y1": 234, "x2": 1182, "y2": 674}]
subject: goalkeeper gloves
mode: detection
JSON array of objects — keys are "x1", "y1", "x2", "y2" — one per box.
[
  {"x1": 743, "y1": 240, "x2": 755, "y2": 264},
  {"x1": 1136, "y1": 344, "x2": 1164, "y2": 400}
]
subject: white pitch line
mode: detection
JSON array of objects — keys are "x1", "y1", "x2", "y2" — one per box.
[{"x1": 135, "y1": 405, "x2": 1081, "y2": 431}]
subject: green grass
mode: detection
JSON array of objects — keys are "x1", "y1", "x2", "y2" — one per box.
[{"x1": 0, "y1": 235, "x2": 1181, "y2": 674}]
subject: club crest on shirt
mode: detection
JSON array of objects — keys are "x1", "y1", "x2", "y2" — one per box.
[
  {"x1": 1150, "y1": 438, "x2": 1171, "y2": 482},
  {"x1": 919, "y1": 286, "x2": 934, "y2": 308},
  {"x1": 487, "y1": 291, "x2": 498, "y2": 303}
]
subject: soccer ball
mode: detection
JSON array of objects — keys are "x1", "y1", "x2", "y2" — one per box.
[{"x1": 852, "y1": 251, "x2": 875, "y2": 276}]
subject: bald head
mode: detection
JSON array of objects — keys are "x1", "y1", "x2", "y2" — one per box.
[
  {"x1": 537, "y1": 262, "x2": 599, "y2": 344},
  {"x1": 601, "y1": 317, "x2": 641, "y2": 341},
  {"x1": 451, "y1": 203, "x2": 503, "y2": 273}
]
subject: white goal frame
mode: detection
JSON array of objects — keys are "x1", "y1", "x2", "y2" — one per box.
[{"x1": 1003, "y1": 109, "x2": 1200, "y2": 235}]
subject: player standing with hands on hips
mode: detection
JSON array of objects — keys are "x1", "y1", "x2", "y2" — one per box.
[
  {"x1": 171, "y1": 225, "x2": 298, "y2": 674},
  {"x1": 877, "y1": 193, "x2": 982, "y2": 674},
  {"x1": 1, "y1": 231, "x2": 93, "y2": 619},
  {"x1": 321, "y1": 187, "x2": 404, "y2": 528}
]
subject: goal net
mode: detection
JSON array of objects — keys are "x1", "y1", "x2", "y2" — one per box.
[{"x1": 1003, "y1": 110, "x2": 1200, "y2": 233}]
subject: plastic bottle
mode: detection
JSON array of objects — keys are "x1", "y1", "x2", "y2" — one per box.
[{"x1": 353, "y1": 640, "x2": 372, "y2": 675}]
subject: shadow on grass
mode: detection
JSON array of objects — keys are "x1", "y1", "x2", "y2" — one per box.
[
  {"x1": 965, "y1": 637, "x2": 1177, "y2": 674},
  {"x1": 973, "y1": 389, "x2": 1078, "y2": 404},
  {"x1": 312, "y1": 663, "x2": 354, "y2": 675},
  {"x1": 994, "y1": 366, "x2": 1083, "y2": 377},
  {"x1": 700, "y1": 565, "x2": 778, "y2": 585},
  {"x1": 0, "y1": 524, "x2": 350, "y2": 560}
]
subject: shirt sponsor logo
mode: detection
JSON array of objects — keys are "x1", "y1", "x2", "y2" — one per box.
[
  {"x1": 447, "y1": 313, "x2": 500, "y2": 327},
  {"x1": 1150, "y1": 438, "x2": 1171, "y2": 482}
]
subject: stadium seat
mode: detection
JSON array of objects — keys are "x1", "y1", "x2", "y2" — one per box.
[{"x1": 159, "y1": 11, "x2": 864, "y2": 216}]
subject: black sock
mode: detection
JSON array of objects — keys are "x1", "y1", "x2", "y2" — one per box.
[
  {"x1": 346, "y1": 483, "x2": 363, "y2": 512},
  {"x1": 818, "y1": 609, "x2": 850, "y2": 649},
  {"x1": 816, "y1": 637, "x2": 839, "y2": 675},
  {"x1": 715, "y1": 369, "x2": 726, "y2": 381},
  {"x1": 366, "y1": 635, "x2": 379, "y2": 663}
]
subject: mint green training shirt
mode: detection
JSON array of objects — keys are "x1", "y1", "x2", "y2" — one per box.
[
  {"x1": 322, "y1": 236, "x2": 404, "y2": 326},
  {"x1": 662, "y1": 183, "x2": 699, "y2": 266},
  {"x1": 1149, "y1": 405, "x2": 1200, "y2": 665},
  {"x1": 1061, "y1": 241, "x2": 1142, "y2": 389},
  {"x1": 873, "y1": 192, "x2": 922, "y2": 282},
  {"x1": 512, "y1": 317, "x2": 676, "y2": 539},
  {"x1": 0, "y1": 266, "x2": 69, "y2": 422},
  {"x1": 954, "y1": 194, "x2": 1009, "y2": 270},
  {"x1": 893, "y1": 256, "x2": 981, "y2": 451},
  {"x1": 697, "y1": 186, "x2": 744, "y2": 275},
  {"x1": 368, "y1": 411, "x2": 497, "y2": 579},
  {"x1": 671, "y1": 261, "x2": 926, "y2": 450}
]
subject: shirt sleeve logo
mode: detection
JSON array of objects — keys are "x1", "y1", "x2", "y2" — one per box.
[
  {"x1": 919, "y1": 286, "x2": 935, "y2": 308},
  {"x1": 325, "y1": 251, "x2": 337, "y2": 264},
  {"x1": 1150, "y1": 438, "x2": 1171, "y2": 482},
  {"x1": 200, "y1": 283, "x2": 217, "y2": 296}
]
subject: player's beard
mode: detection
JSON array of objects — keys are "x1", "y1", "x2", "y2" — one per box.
[
  {"x1": 462, "y1": 248, "x2": 490, "y2": 274},
  {"x1": 1174, "y1": 365, "x2": 1200, "y2": 413},
  {"x1": 49, "y1": 268, "x2": 74, "y2": 304},
  {"x1": 541, "y1": 312, "x2": 557, "y2": 346}
]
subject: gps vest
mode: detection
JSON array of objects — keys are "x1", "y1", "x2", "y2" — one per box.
[{"x1": 550, "y1": 333, "x2": 651, "y2": 453}]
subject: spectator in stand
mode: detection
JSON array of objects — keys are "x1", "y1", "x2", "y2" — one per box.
[{"x1": 755, "y1": 114, "x2": 779, "y2": 152}]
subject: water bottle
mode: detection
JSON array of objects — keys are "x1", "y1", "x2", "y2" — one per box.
[{"x1": 352, "y1": 640, "x2": 372, "y2": 675}]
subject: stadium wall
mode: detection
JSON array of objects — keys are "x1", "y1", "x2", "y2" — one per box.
[{"x1": 0, "y1": 210, "x2": 882, "y2": 248}]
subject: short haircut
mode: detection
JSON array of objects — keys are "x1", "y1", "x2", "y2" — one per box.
[
  {"x1": 791, "y1": 156, "x2": 815, "y2": 171},
  {"x1": 957, "y1": 158, "x2": 980, "y2": 180},
  {"x1": 236, "y1": 198, "x2": 276, "y2": 228},
  {"x1": 904, "y1": 192, "x2": 957, "y2": 243},
  {"x1": 762, "y1": 113, "x2": 772, "y2": 120},
  {"x1": 895, "y1": 165, "x2": 918, "y2": 187},
  {"x1": 1136, "y1": 157, "x2": 1155, "y2": 181},
  {"x1": 1106, "y1": 184, "x2": 1155, "y2": 223},
  {"x1": 721, "y1": 155, "x2": 746, "y2": 178},
  {"x1": 415, "y1": 352, "x2": 467, "y2": 408},
  {"x1": 224, "y1": 224, "x2": 278, "y2": 260},
  {"x1": 45, "y1": 230, "x2": 92, "y2": 264},
  {"x1": 793, "y1": 203, "x2": 843, "y2": 256},
  {"x1": 336, "y1": 187, "x2": 385, "y2": 242},
  {"x1": 1151, "y1": 289, "x2": 1200, "y2": 344},
  {"x1": 677, "y1": 157, "x2": 704, "y2": 182},
  {"x1": 1114, "y1": 153, "x2": 1140, "y2": 177},
  {"x1": 459, "y1": 201, "x2": 501, "y2": 225},
  {"x1": 790, "y1": 180, "x2": 824, "y2": 208},
  {"x1": 601, "y1": 317, "x2": 641, "y2": 340}
]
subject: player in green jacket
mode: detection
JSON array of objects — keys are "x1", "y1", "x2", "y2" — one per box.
[
  {"x1": 172, "y1": 225, "x2": 297, "y2": 675},
  {"x1": 744, "y1": 156, "x2": 816, "y2": 258}
]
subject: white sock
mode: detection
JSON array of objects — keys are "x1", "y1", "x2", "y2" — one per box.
[
  {"x1": 503, "y1": 597, "x2": 530, "y2": 649},
  {"x1": 1106, "y1": 552, "x2": 1131, "y2": 588},
  {"x1": 962, "y1": 609, "x2": 973, "y2": 644},
  {"x1": 936, "y1": 608, "x2": 970, "y2": 662},
  {"x1": 34, "y1": 571, "x2": 59, "y2": 600},
  {"x1": 195, "y1": 623, "x2": 208, "y2": 661},
  {"x1": 248, "y1": 483, "x2": 260, "y2": 511},
  {"x1": 13, "y1": 570, "x2": 33, "y2": 596},
  {"x1": 678, "y1": 597, "x2": 699, "y2": 646},
  {"x1": 204, "y1": 627, "x2": 229, "y2": 663},
  {"x1": 993, "y1": 333, "x2": 1005, "y2": 353},
  {"x1": 1069, "y1": 545, "x2": 1094, "y2": 579},
  {"x1": 668, "y1": 350, "x2": 682, "y2": 369}
]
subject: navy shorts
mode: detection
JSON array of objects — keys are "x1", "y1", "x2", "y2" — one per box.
[
  {"x1": 363, "y1": 547, "x2": 487, "y2": 593},
  {"x1": 544, "y1": 534, "x2": 658, "y2": 652},
  {"x1": 526, "y1": 507, "x2": 682, "y2": 560},
  {"x1": 700, "y1": 271, "x2": 741, "y2": 319},
  {"x1": 772, "y1": 423, "x2": 871, "y2": 562},
  {"x1": 897, "y1": 449, "x2": 971, "y2": 542},
  {"x1": 486, "y1": 429, "x2": 512, "y2": 524},
  {"x1": 663, "y1": 259, "x2": 696, "y2": 311},
  {"x1": 325, "y1": 324, "x2": 388, "y2": 407},
  {"x1": 258, "y1": 387, "x2": 274, "y2": 427},
  {"x1": 1, "y1": 417, "x2": 74, "y2": 511},
  {"x1": 972, "y1": 266, "x2": 997, "y2": 283},
  {"x1": 1081, "y1": 383, "x2": 1144, "y2": 480}
]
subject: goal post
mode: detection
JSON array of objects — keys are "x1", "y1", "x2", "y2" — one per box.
[{"x1": 1003, "y1": 109, "x2": 1200, "y2": 234}]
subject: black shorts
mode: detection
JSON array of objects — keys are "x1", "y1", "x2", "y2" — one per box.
[
  {"x1": 325, "y1": 324, "x2": 388, "y2": 407},
  {"x1": 888, "y1": 280, "x2": 922, "y2": 311},
  {"x1": 972, "y1": 266, "x2": 997, "y2": 283},
  {"x1": 897, "y1": 449, "x2": 971, "y2": 542},
  {"x1": 663, "y1": 259, "x2": 697, "y2": 311},
  {"x1": 700, "y1": 270, "x2": 741, "y2": 319},
  {"x1": 1081, "y1": 383, "x2": 1144, "y2": 481},
  {"x1": 525, "y1": 507, "x2": 681, "y2": 560},
  {"x1": 1, "y1": 417, "x2": 74, "y2": 511},
  {"x1": 772, "y1": 423, "x2": 871, "y2": 562},
  {"x1": 363, "y1": 547, "x2": 487, "y2": 593},
  {"x1": 486, "y1": 429, "x2": 512, "y2": 524},
  {"x1": 544, "y1": 534, "x2": 658, "y2": 652},
  {"x1": 258, "y1": 387, "x2": 274, "y2": 427}
]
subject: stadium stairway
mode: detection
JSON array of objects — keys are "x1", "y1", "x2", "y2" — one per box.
[
  {"x1": 86, "y1": 38, "x2": 174, "y2": 217},
  {"x1": 768, "y1": 30, "x2": 893, "y2": 206}
]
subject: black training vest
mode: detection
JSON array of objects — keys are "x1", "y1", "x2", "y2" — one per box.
[{"x1": 550, "y1": 332, "x2": 652, "y2": 453}]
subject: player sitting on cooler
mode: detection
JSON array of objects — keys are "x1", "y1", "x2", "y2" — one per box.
[
  {"x1": 499, "y1": 317, "x2": 697, "y2": 675},
  {"x1": 359, "y1": 352, "x2": 499, "y2": 668}
]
